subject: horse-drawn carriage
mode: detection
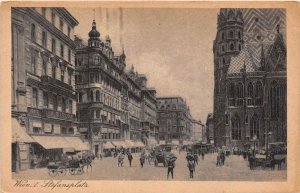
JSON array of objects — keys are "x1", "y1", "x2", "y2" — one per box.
[
  {"x1": 154, "y1": 151, "x2": 168, "y2": 167},
  {"x1": 47, "y1": 159, "x2": 84, "y2": 177},
  {"x1": 249, "y1": 154, "x2": 286, "y2": 170}
]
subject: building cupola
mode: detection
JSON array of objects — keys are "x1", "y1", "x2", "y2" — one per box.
[{"x1": 88, "y1": 20, "x2": 101, "y2": 48}]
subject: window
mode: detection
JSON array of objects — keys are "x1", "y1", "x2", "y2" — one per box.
[
  {"x1": 94, "y1": 56, "x2": 101, "y2": 65},
  {"x1": 230, "y1": 44, "x2": 234, "y2": 51},
  {"x1": 239, "y1": 44, "x2": 241, "y2": 51},
  {"x1": 31, "y1": 52, "x2": 37, "y2": 74},
  {"x1": 223, "y1": 58, "x2": 226, "y2": 65},
  {"x1": 60, "y1": 44, "x2": 64, "y2": 58},
  {"x1": 62, "y1": 97, "x2": 66, "y2": 112},
  {"x1": 172, "y1": 104, "x2": 176, "y2": 110},
  {"x1": 68, "y1": 49, "x2": 71, "y2": 62},
  {"x1": 228, "y1": 82, "x2": 235, "y2": 106},
  {"x1": 51, "y1": 11, "x2": 55, "y2": 24},
  {"x1": 221, "y1": 32, "x2": 225, "y2": 40},
  {"x1": 51, "y1": 38, "x2": 56, "y2": 53},
  {"x1": 42, "y1": 59, "x2": 47, "y2": 75},
  {"x1": 61, "y1": 70, "x2": 64, "y2": 82},
  {"x1": 78, "y1": 92, "x2": 83, "y2": 103},
  {"x1": 67, "y1": 26, "x2": 71, "y2": 37},
  {"x1": 69, "y1": 100, "x2": 73, "y2": 114},
  {"x1": 31, "y1": 24, "x2": 36, "y2": 41},
  {"x1": 90, "y1": 91, "x2": 94, "y2": 102},
  {"x1": 247, "y1": 82, "x2": 254, "y2": 106},
  {"x1": 96, "y1": 110, "x2": 100, "y2": 119},
  {"x1": 33, "y1": 127, "x2": 42, "y2": 134},
  {"x1": 53, "y1": 95, "x2": 58, "y2": 110},
  {"x1": 96, "y1": 90, "x2": 100, "y2": 102},
  {"x1": 77, "y1": 74, "x2": 82, "y2": 83},
  {"x1": 225, "y1": 114, "x2": 229, "y2": 125},
  {"x1": 238, "y1": 31, "x2": 241, "y2": 39},
  {"x1": 255, "y1": 81, "x2": 263, "y2": 106},
  {"x1": 43, "y1": 92, "x2": 48, "y2": 108},
  {"x1": 59, "y1": 18, "x2": 64, "y2": 31},
  {"x1": 42, "y1": 8, "x2": 46, "y2": 17},
  {"x1": 236, "y1": 82, "x2": 244, "y2": 106},
  {"x1": 61, "y1": 127, "x2": 67, "y2": 135},
  {"x1": 229, "y1": 31, "x2": 234, "y2": 38},
  {"x1": 250, "y1": 115, "x2": 259, "y2": 139},
  {"x1": 231, "y1": 115, "x2": 241, "y2": 140},
  {"x1": 270, "y1": 81, "x2": 280, "y2": 118},
  {"x1": 52, "y1": 66, "x2": 56, "y2": 78},
  {"x1": 68, "y1": 70, "x2": 72, "y2": 85},
  {"x1": 222, "y1": 46, "x2": 225, "y2": 52},
  {"x1": 42, "y1": 31, "x2": 47, "y2": 47},
  {"x1": 77, "y1": 58, "x2": 82, "y2": 66},
  {"x1": 68, "y1": 128, "x2": 74, "y2": 135},
  {"x1": 90, "y1": 73, "x2": 95, "y2": 83},
  {"x1": 32, "y1": 88, "x2": 38, "y2": 107},
  {"x1": 166, "y1": 105, "x2": 170, "y2": 110}
]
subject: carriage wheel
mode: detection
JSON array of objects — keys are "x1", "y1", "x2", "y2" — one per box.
[
  {"x1": 48, "y1": 169, "x2": 57, "y2": 177},
  {"x1": 57, "y1": 167, "x2": 67, "y2": 176},
  {"x1": 69, "y1": 168, "x2": 76, "y2": 175}
]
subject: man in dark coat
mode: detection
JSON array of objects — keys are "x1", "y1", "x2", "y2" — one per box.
[{"x1": 128, "y1": 153, "x2": 133, "y2": 167}]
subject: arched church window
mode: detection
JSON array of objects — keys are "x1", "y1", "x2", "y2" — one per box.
[
  {"x1": 270, "y1": 81, "x2": 279, "y2": 118},
  {"x1": 255, "y1": 81, "x2": 263, "y2": 106},
  {"x1": 247, "y1": 82, "x2": 254, "y2": 106},
  {"x1": 228, "y1": 82, "x2": 235, "y2": 106},
  {"x1": 236, "y1": 82, "x2": 244, "y2": 106},
  {"x1": 231, "y1": 115, "x2": 241, "y2": 140},
  {"x1": 230, "y1": 44, "x2": 234, "y2": 51},
  {"x1": 222, "y1": 32, "x2": 225, "y2": 40},
  {"x1": 229, "y1": 31, "x2": 234, "y2": 38},
  {"x1": 250, "y1": 114, "x2": 259, "y2": 139}
]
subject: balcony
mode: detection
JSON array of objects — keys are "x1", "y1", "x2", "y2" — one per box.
[
  {"x1": 28, "y1": 107, "x2": 42, "y2": 117},
  {"x1": 41, "y1": 75, "x2": 73, "y2": 91},
  {"x1": 42, "y1": 109, "x2": 76, "y2": 121}
]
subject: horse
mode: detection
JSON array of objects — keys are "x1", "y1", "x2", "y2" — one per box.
[
  {"x1": 187, "y1": 160, "x2": 195, "y2": 178},
  {"x1": 270, "y1": 157, "x2": 286, "y2": 170},
  {"x1": 80, "y1": 155, "x2": 93, "y2": 172}
]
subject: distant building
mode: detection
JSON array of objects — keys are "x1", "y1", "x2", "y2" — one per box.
[
  {"x1": 206, "y1": 113, "x2": 214, "y2": 144},
  {"x1": 191, "y1": 120, "x2": 204, "y2": 142},
  {"x1": 157, "y1": 97, "x2": 193, "y2": 144},
  {"x1": 213, "y1": 9, "x2": 286, "y2": 148},
  {"x1": 11, "y1": 7, "x2": 80, "y2": 171}
]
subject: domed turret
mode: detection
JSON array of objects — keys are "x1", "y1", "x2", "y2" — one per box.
[{"x1": 88, "y1": 20, "x2": 101, "y2": 48}]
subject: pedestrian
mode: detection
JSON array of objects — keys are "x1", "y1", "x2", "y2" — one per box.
[
  {"x1": 201, "y1": 151, "x2": 205, "y2": 160},
  {"x1": 128, "y1": 153, "x2": 133, "y2": 167},
  {"x1": 187, "y1": 159, "x2": 195, "y2": 178},
  {"x1": 167, "y1": 158, "x2": 176, "y2": 179},
  {"x1": 216, "y1": 152, "x2": 221, "y2": 167},
  {"x1": 193, "y1": 153, "x2": 198, "y2": 165},
  {"x1": 117, "y1": 152, "x2": 124, "y2": 167},
  {"x1": 140, "y1": 154, "x2": 145, "y2": 168}
]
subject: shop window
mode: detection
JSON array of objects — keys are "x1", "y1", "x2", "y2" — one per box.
[
  {"x1": 68, "y1": 128, "x2": 74, "y2": 134},
  {"x1": 33, "y1": 127, "x2": 42, "y2": 134}
]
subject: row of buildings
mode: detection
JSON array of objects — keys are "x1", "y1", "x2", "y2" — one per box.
[
  {"x1": 211, "y1": 8, "x2": 287, "y2": 150},
  {"x1": 11, "y1": 7, "x2": 205, "y2": 171}
]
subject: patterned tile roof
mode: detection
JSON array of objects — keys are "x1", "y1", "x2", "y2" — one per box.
[{"x1": 227, "y1": 43, "x2": 273, "y2": 74}]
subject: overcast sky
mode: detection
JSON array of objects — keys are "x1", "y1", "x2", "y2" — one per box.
[{"x1": 68, "y1": 8, "x2": 219, "y2": 123}]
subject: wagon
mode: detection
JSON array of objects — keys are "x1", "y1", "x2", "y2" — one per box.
[
  {"x1": 154, "y1": 151, "x2": 168, "y2": 167},
  {"x1": 47, "y1": 160, "x2": 83, "y2": 177}
]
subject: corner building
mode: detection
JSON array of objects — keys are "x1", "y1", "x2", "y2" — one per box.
[
  {"x1": 11, "y1": 8, "x2": 80, "y2": 171},
  {"x1": 213, "y1": 9, "x2": 287, "y2": 149}
]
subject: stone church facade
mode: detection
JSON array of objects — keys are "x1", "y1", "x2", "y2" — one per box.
[{"x1": 213, "y1": 9, "x2": 287, "y2": 149}]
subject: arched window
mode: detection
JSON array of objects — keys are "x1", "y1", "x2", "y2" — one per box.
[
  {"x1": 270, "y1": 81, "x2": 279, "y2": 118},
  {"x1": 31, "y1": 24, "x2": 36, "y2": 41},
  {"x1": 221, "y1": 32, "x2": 225, "y2": 40},
  {"x1": 228, "y1": 82, "x2": 235, "y2": 106},
  {"x1": 231, "y1": 115, "x2": 241, "y2": 140},
  {"x1": 239, "y1": 44, "x2": 241, "y2": 51},
  {"x1": 96, "y1": 110, "x2": 100, "y2": 119},
  {"x1": 230, "y1": 44, "x2": 234, "y2": 51},
  {"x1": 247, "y1": 82, "x2": 254, "y2": 106},
  {"x1": 90, "y1": 90, "x2": 94, "y2": 102},
  {"x1": 161, "y1": 105, "x2": 165, "y2": 110},
  {"x1": 236, "y1": 82, "x2": 244, "y2": 106},
  {"x1": 94, "y1": 55, "x2": 101, "y2": 65},
  {"x1": 78, "y1": 92, "x2": 83, "y2": 103},
  {"x1": 222, "y1": 46, "x2": 225, "y2": 52},
  {"x1": 238, "y1": 31, "x2": 241, "y2": 39},
  {"x1": 255, "y1": 81, "x2": 263, "y2": 106},
  {"x1": 229, "y1": 31, "x2": 234, "y2": 38},
  {"x1": 250, "y1": 114, "x2": 259, "y2": 139},
  {"x1": 166, "y1": 105, "x2": 170, "y2": 110},
  {"x1": 96, "y1": 90, "x2": 100, "y2": 102}
]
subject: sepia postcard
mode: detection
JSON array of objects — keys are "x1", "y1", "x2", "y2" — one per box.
[{"x1": 1, "y1": 1, "x2": 300, "y2": 193}]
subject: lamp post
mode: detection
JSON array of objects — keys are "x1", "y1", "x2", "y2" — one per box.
[{"x1": 12, "y1": 132, "x2": 20, "y2": 174}]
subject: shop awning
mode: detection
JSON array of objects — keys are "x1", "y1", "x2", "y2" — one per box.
[
  {"x1": 111, "y1": 141, "x2": 126, "y2": 148},
  {"x1": 134, "y1": 141, "x2": 145, "y2": 147},
  {"x1": 32, "y1": 136, "x2": 73, "y2": 149},
  {"x1": 124, "y1": 140, "x2": 135, "y2": 148},
  {"x1": 103, "y1": 141, "x2": 115, "y2": 149},
  {"x1": 12, "y1": 119, "x2": 35, "y2": 143},
  {"x1": 159, "y1": 140, "x2": 166, "y2": 145},
  {"x1": 64, "y1": 136, "x2": 90, "y2": 151}
]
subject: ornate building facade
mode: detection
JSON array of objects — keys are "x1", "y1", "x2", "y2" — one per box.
[
  {"x1": 12, "y1": 7, "x2": 81, "y2": 171},
  {"x1": 157, "y1": 97, "x2": 193, "y2": 144},
  {"x1": 213, "y1": 9, "x2": 287, "y2": 149}
]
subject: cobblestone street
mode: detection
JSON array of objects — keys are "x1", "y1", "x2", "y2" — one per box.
[{"x1": 13, "y1": 151, "x2": 287, "y2": 181}]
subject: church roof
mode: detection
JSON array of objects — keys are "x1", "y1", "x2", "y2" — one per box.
[{"x1": 227, "y1": 43, "x2": 272, "y2": 74}]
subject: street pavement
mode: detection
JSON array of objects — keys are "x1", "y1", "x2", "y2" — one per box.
[{"x1": 13, "y1": 151, "x2": 287, "y2": 181}]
